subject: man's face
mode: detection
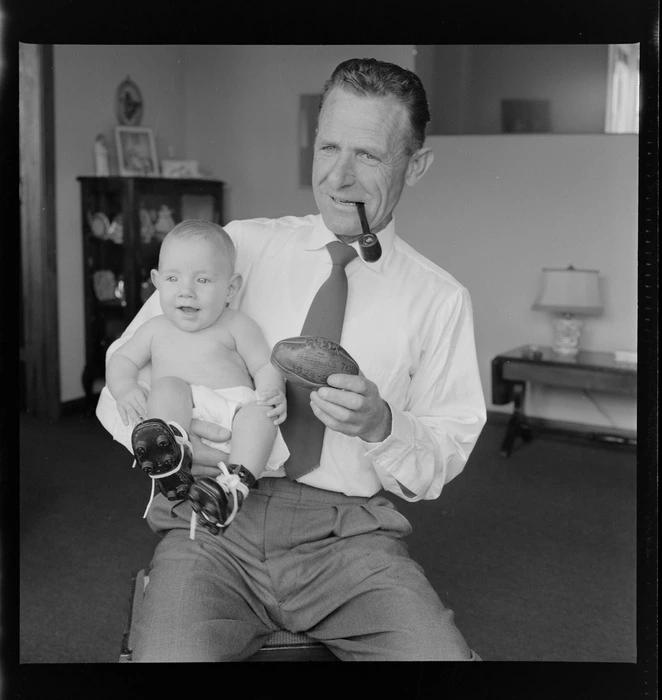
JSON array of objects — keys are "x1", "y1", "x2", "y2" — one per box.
[
  {"x1": 151, "y1": 237, "x2": 238, "y2": 332},
  {"x1": 312, "y1": 87, "x2": 415, "y2": 241}
]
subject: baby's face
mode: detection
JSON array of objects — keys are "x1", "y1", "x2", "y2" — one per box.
[{"x1": 152, "y1": 237, "x2": 237, "y2": 332}]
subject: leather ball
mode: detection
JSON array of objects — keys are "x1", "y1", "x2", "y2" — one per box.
[{"x1": 271, "y1": 336, "x2": 360, "y2": 389}]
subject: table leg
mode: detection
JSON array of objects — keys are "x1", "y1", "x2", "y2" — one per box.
[{"x1": 499, "y1": 382, "x2": 528, "y2": 457}]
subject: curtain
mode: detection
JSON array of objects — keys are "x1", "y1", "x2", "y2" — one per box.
[{"x1": 605, "y1": 44, "x2": 640, "y2": 134}]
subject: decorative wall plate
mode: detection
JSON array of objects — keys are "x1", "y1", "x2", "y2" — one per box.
[{"x1": 116, "y1": 77, "x2": 144, "y2": 126}]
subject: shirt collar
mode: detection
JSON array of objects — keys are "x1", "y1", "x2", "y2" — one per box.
[{"x1": 306, "y1": 214, "x2": 395, "y2": 273}]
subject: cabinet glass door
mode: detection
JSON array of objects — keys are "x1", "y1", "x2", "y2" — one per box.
[
  {"x1": 133, "y1": 180, "x2": 222, "y2": 309},
  {"x1": 81, "y1": 179, "x2": 129, "y2": 398},
  {"x1": 78, "y1": 176, "x2": 223, "y2": 404}
]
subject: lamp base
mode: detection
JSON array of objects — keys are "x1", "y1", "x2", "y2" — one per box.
[{"x1": 552, "y1": 314, "x2": 583, "y2": 356}]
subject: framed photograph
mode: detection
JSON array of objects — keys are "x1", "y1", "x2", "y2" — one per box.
[
  {"x1": 115, "y1": 126, "x2": 159, "y2": 176},
  {"x1": 161, "y1": 159, "x2": 201, "y2": 179},
  {"x1": 501, "y1": 99, "x2": 551, "y2": 133}
]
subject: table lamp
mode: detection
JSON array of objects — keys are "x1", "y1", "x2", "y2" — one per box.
[{"x1": 532, "y1": 265, "x2": 603, "y2": 356}]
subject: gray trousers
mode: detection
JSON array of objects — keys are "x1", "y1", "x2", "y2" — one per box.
[{"x1": 133, "y1": 476, "x2": 477, "y2": 661}]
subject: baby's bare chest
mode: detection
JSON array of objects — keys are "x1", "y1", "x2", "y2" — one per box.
[{"x1": 150, "y1": 326, "x2": 249, "y2": 387}]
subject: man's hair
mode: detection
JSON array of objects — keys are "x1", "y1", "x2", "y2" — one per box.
[
  {"x1": 319, "y1": 58, "x2": 431, "y2": 154},
  {"x1": 159, "y1": 219, "x2": 236, "y2": 271}
]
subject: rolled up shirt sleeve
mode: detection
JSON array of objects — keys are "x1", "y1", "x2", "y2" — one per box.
[{"x1": 361, "y1": 287, "x2": 486, "y2": 501}]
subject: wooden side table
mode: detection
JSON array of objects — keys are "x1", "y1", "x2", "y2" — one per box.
[{"x1": 491, "y1": 345, "x2": 637, "y2": 457}]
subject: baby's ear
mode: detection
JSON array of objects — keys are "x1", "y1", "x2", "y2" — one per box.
[
  {"x1": 150, "y1": 269, "x2": 160, "y2": 289},
  {"x1": 227, "y1": 273, "x2": 242, "y2": 300}
]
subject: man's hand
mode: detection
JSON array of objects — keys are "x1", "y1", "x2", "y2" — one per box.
[
  {"x1": 309, "y1": 373, "x2": 392, "y2": 443},
  {"x1": 189, "y1": 418, "x2": 231, "y2": 478},
  {"x1": 257, "y1": 387, "x2": 287, "y2": 425},
  {"x1": 116, "y1": 385, "x2": 148, "y2": 426}
]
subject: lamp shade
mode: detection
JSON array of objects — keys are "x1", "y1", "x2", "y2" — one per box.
[{"x1": 532, "y1": 266, "x2": 603, "y2": 315}]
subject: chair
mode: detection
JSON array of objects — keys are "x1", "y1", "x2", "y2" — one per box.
[{"x1": 120, "y1": 569, "x2": 337, "y2": 662}]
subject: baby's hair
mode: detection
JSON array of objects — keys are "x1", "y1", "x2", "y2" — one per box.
[{"x1": 159, "y1": 219, "x2": 236, "y2": 270}]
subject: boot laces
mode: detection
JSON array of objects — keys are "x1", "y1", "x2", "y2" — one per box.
[
  {"x1": 189, "y1": 462, "x2": 250, "y2": 540},
  {"x1": 140, "y1": 421, "x2": 192, "y2": 519}
]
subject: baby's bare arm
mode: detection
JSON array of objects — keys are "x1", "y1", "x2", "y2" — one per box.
[
  {"x1": 253, "y1": 363, "x2": 285, "y2": 395},
  {"x1": 106, "y1": 321, "x2": 157, "y2": 396},
  {"x1": 231, "y1": 313, "x2": 286, "y2": 423},
  {"x1": 254, "y1": 367, "x2": 287, "y2": 425},
  {"x1": 230, "y1": 313, "x2": 283, "y2": 390}
]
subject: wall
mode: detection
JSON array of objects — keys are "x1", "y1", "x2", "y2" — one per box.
[
  {"x1": 54, "y1": 45, "x2": 186, "y2": 401},
  {"x1": 467, "y1": 45, "x2": 609, "y2": 134},
  {"x1": 396, "y1": 134, "x2": 638, "y2": 430},
  {"x1": 429, "y1": 45, "x2": 472, "y2": 135},
  {"x1": 181, "y1": 45, "x2": 415, "y2": 222},
  {"x1": 52, "y1": 45, "x2": 637, "y2": 433},
  {"x1": 53, "y1": 44, "x2": 411, "y2": 401},
  {"x1": 420, "y1": 45, "x2": 609, "y2": 134}
]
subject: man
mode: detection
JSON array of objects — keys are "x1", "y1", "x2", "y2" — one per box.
[{"x1": 97, "y1": 57, "x2": 486, "y2": 661}]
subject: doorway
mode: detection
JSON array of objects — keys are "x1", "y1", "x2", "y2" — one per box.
[{"x1": 19, "y1": 43, "x2": 60, "y2": 419}]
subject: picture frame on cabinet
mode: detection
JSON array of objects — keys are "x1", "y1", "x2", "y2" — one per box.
[{"x1": 115, "y1": 126, "x2": 159, "y2": 176}]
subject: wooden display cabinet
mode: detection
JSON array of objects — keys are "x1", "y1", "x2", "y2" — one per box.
[{"x1": 78, "y1": 176, "x2": 224, "y2": 408}]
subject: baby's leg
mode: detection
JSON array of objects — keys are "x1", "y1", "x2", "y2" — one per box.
[
  {"x1": 229, "y1": 400, "x2": 278, "y2": 481},
  {"x1": 132, "y1": 377, "x2": 194, "y2": 501},
  {"x1": 188, "y1": 400, "x2": 277, "y2": 535},
  {"x1": 147, "y1": 376, "x2": 193, "y2": 431}
]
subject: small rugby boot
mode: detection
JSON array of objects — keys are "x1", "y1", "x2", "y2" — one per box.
[
  {"x1": 131, "y1": 418, "x2": 193, "y2": 501},
  {"x1": 188, "y1": 463, "x2": 257, "y2": 535}
]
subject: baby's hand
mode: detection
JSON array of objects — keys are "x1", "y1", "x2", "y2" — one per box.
[
  {"x1": 116, "y1": 385, "x2": 149, "y2": 426},
  {"x1": 257, "y1": 387, "x2": 287, "y2": 425}
]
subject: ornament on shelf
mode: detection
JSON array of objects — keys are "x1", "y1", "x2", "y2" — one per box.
[
  {"x1": 154, "y1": 205, "x2": 176, "y2": 239},
  {"x1": 93, "y1": 270, "x2": 116, "y2": 302},
  {"x1": 94, "y1": 135, "x2": 110, "y2": 176},
  {"x1": 139, "y1": 206, "x2": 155, "y2": 243},
  {"x1": 114, "y1": 275, "x2": 127, "y2": 306},
  {"x1": 87, "y1": 211, "x2": 110, "y2": 239},
  {"x1": 107, "y1": 215, "x2": 124, "y2": 244}
]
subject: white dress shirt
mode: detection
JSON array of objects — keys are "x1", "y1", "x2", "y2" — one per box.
[{"x1": 96, "y1": 214, "x2": 486, "y2": 500}]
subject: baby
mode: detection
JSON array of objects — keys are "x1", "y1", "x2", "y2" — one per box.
[{"x1": 106, "y1": 219, "x2": 288, "y2": 536}]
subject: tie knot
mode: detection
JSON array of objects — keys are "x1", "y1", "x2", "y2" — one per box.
[{"x1": 327, "y1": 240, "x2": 358, "y2": 268}]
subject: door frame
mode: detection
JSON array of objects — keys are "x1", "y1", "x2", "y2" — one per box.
[{"x1": 20, "y1": 43, "x2": 60, "y2": 420}]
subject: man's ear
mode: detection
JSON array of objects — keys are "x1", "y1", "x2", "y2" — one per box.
[
  {"x1": 226, "y1": 273, "x2": 242, "y2": 301},
  {"x1": 405, "y1": 147, "x2": 434, "y2": 187},
  {"x1": 150, "y1": 269, "x2": 160, "y2": 289}
]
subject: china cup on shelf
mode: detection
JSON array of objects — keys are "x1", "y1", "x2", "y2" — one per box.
[
  {"x1": 139, "y1": 207, "x2": 154, "y2": 243},
  {"x1": 88, "y1": 211, "x2": 110, "y2": 240},
  {"x1": 107, "y1": 216, "x2": 124, "y2": 244},
  {"x1": 154, "y1": 205, "x2": 176, "y2": 238}
]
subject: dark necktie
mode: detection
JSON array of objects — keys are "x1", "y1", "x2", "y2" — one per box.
[{"x1": 282, "y1": 241, "x2": 358, "y2": 480}]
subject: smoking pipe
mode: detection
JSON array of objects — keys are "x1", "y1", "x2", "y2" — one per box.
[{"x1": 356, "y1": 202, "x2": 382, "y2": 263}]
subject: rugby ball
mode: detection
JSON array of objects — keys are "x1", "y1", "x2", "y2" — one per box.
[{"x1": 271, "y1": 336, "x2": 360, "y2": 389}]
